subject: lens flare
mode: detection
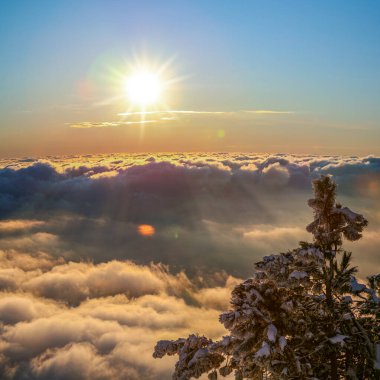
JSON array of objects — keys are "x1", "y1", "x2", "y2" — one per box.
[{"x1": 137, "y1": 224, "x2": 155, "y2": 236}]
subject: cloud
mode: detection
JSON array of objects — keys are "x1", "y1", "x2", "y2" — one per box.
[
  {"x1": 261, "y1": 162, "x2": 291, "y2": 187},
  {"x1": 0, "y1": 153, "x2": 378, "y2": 378},
  {"x1": 118, "y1": 110, "x2": 228, "y2": 116},
  {"x1": 69, "y1": 109, "x2": 295, "y2": 129},
  {"x1": 242, "y1": 110, "x2": 295, "y2": 114},
  {"x1": 70, "y1": 120, "x2": 157, "y2": 128},
  {"x1": 117, "y1": 110, "x2": 294, "y2": 116},
  {"x1": 0, "y1": 252, "x2": 229, "y2": 379},
  {"x1": 0, "y1": 219, "x2": 45, "y2": 233},
  {"x1": 30, "y1": 343, "x2": 122, "y2": 380},
  {"x1": 21, "y1": 260, "x2": 191, "y2": 306},
  {"x1": 0, "y1": 294, "x2": 60, "y2": 324},
  {"x1": 0, "y1": 153, "x2": 378, "y2": 277}
]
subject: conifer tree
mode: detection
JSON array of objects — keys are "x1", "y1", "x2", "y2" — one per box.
[{"x1": 154, "y1": 175, "x2": 379, "y2": 379}]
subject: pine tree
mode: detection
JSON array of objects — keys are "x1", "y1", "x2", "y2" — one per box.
[{"x1": 153, "y1": 175, "x2": 380, "y2": 379}]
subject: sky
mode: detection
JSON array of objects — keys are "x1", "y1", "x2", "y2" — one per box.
[
  {"x1": 1, "y1": 0, "x2": 380, "y2": 156},
  {"x1": 0, "y1": 3, "x2": 379, "y2": 378}
]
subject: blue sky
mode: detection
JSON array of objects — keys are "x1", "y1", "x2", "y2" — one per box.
[{"x1": 0, "y1": 1, "x2": 379, "y2": 155}]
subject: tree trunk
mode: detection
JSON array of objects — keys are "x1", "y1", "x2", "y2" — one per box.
[{"x1": 326, "y1": 255, "x2": 339, "y2": 380}]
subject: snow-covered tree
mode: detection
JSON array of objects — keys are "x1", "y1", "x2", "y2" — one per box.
[{"x1": 153, "y1": 176, "x2": 380, "y2": 379}]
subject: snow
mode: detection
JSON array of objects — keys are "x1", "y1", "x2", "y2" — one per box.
[
  {"x1": 299, "y1": 247, "x2": 324, "y2": 261},
  {"x1": 267, "y1": 324, "x2": 277, "y2": 342},
  {"x1": 263, "y1": 255, "x2": 276, "y2": 262},
  {"x1": 281, "y1": 367, "x2": 288, "y2": 375},
  {"x1": 335, "y1": 206, "x2": 362, "y2": 222},
  {"x1": 281, "y1": 300, "x2": 293, "y2": 312},
  {"x1": 366, "y1": 288, "x2": 380, "y2": 304},
  {"x1": 220, "y1": 336, "x2": 231, "y2": 347},
  {"x1": 342, "y1": 296, "x2": 352, "y2": 304},
  {"x1": 289, "y1": 270, "x2": 308, "y2": 280},
  {"x1": 188, "y1": 348, "x2": 209, "y2": 367},
  {"x1": 308, "y1": 247, "x2": 324, "y2": 260},
  {"x1": 250, "y1": 288, "x2": 263, "y2": 302},
  {"x1": 329, "y1": 334, "x2": 348, "y2": 345},
  {"x1": 350, "y1": 276, "x2": 366, "y2": 293},
  {"x1": 279, "y1": 336, "x2": 287, "y2": 351},
  {"x1": 255, "y1": 342, "x2": 271, "y2": 358},
  {"x1": 153, "y1": 176, "x2": 378, "y2": 378},
  {"x1": 153, "y1": 339, "x2": 185, "y2": 358}
]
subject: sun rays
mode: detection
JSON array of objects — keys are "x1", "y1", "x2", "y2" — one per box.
[{"x1": 124, "y1": 70, "x2": 163, "y2": 106}]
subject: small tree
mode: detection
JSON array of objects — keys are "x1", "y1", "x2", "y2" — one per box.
[{"x1": 153, "y1": 176, "x2": 379, "y2": 379}]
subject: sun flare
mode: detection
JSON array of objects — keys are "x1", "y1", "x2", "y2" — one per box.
[{"x1": 124, "y1": 70, "x2": 163, "y2": 106}]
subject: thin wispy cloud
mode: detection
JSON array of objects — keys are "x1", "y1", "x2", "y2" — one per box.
[
  {"x1": 69, "y1": 120, "x2": 157, "y2": 129},
  {"x1": 243, "y1": 110, "x2": 295, "y2": 115},
  {"x1": 117, "y1": 110, "x2": 294, "y2": 117},
  {"x1": 69, "y1": 109, "x2": 295, "y2": 129},
  {"x1": 117, "y1": 110, "x2": 228, "y2": 117}
]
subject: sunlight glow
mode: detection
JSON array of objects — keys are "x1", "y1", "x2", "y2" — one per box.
[
  {"x1": 114, "y1": 55, "x2": 182, "y2": 143},
  {"x1": 124, "y1": 71, "x2": 162, "y2": 106}
]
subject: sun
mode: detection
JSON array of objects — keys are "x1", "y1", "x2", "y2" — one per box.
[{"x1": 124, "y1": 70, "x2": 163, "y2": 106}]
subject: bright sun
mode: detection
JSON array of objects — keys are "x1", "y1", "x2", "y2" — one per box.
[{"x1": 124, "y1": 70, "x2": 163, "y2": 106}]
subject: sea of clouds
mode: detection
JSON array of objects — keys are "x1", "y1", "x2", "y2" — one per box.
[{"x1": 0, "y1": 153, "x2": 379, "y2": 379}]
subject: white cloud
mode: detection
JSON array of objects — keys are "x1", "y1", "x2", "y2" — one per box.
[
  {"x1": 0, "y1": 153, "x2": 378, "y2": 378},
  {"x1": 70, "y1": 109, "x2": 296, "y2": 129},
  {"x1": 70, "y1": 120, "x2": 157, "y2": 128},
  {"x1": 0, "y1": 253, "x2": 229, "y2": 379}
]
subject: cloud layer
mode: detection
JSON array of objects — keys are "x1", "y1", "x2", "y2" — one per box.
[
  {"x1": 0, "y1": 153, "x2": 379, "y2": 378},
  {"x1": 0, "y1": 251, "x2": 235, "y2": 379},
  {"x1": 0, "y1": 153, "x2": 379, "y2": 275}
]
